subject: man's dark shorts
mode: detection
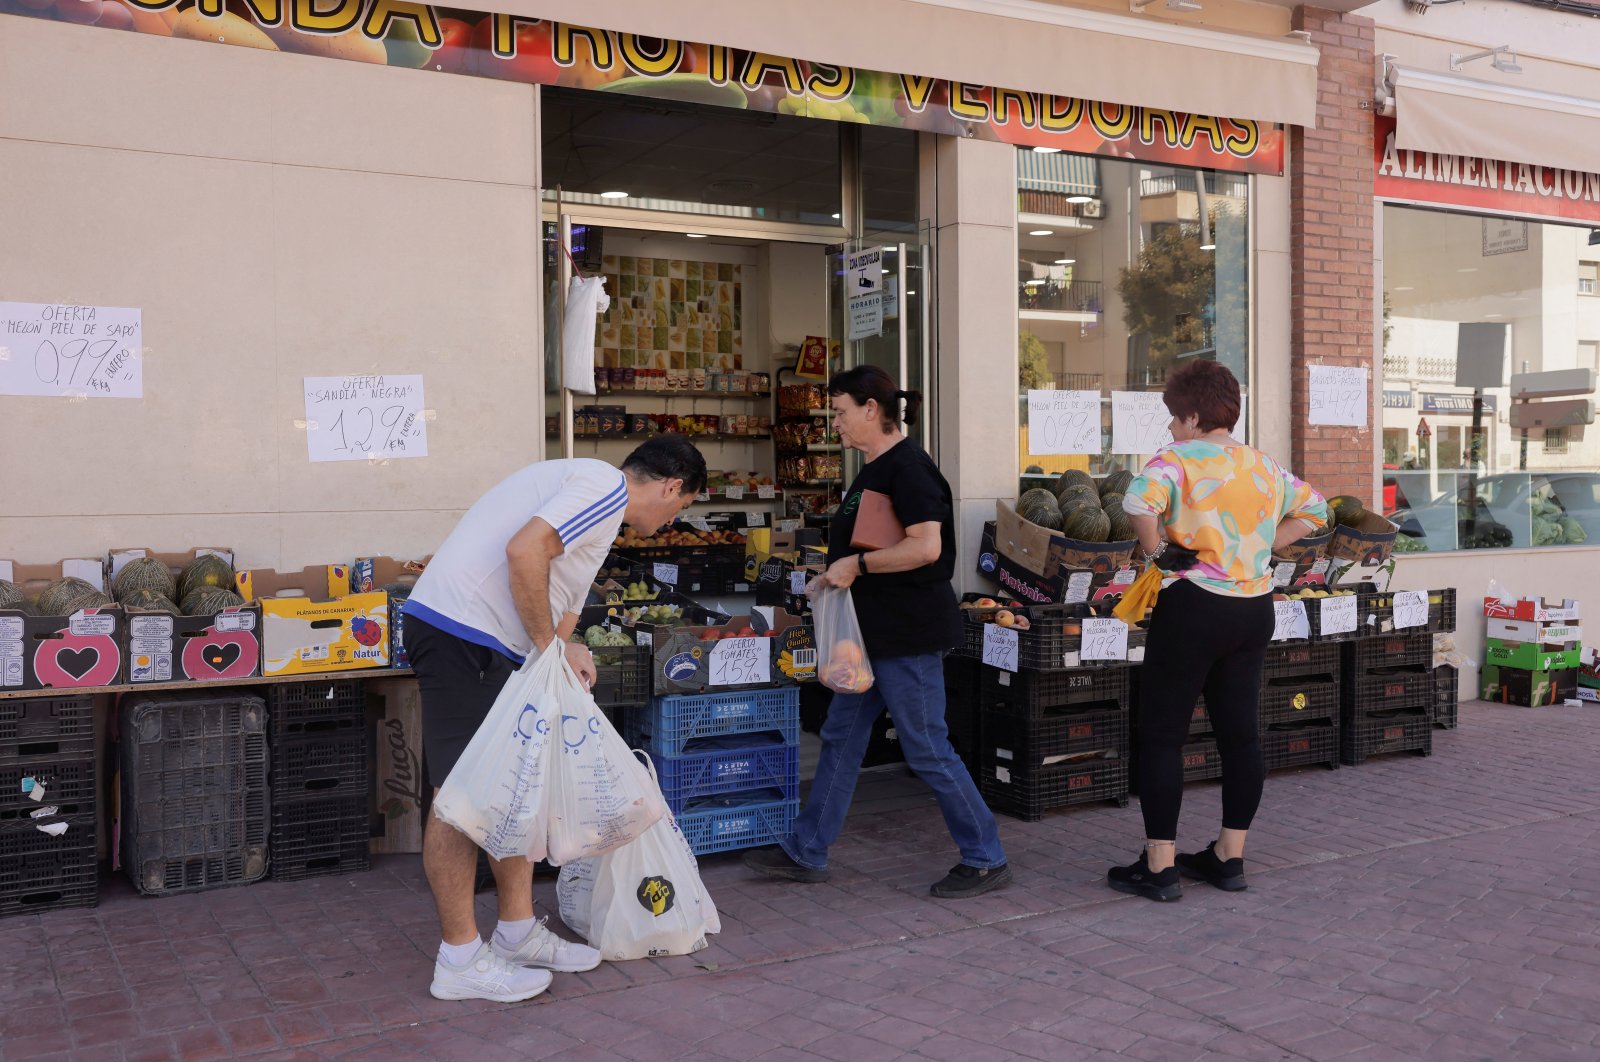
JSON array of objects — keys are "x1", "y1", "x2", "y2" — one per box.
[{"x1": 403, "y1": 616, "x2": 517, "y2": 790}]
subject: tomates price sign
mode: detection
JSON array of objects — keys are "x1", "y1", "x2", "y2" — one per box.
[{"x1": 303, "y1": 374, "x2": 430, "y2": 462}]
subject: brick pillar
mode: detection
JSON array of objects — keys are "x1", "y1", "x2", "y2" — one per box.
[{"x1": 1290, "y1": 8, "x2": 1376, "y2": 504}]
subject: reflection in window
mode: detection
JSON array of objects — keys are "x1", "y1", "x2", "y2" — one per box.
[
  {"x1": 1383, "y1": 205, "x2": 1600, "y2": 552},
  {"x1": 1015, "y1": 153, "x2": 1250, "y2": 485}
]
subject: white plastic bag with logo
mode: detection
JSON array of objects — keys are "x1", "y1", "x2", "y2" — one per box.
[
  {"x1": 432, "y1": 646, "x2": 564, "y2": 862},
  {"x1": 810, "y1": 583, "x2": 874, "y2": 694},
  {"x1": 542, "y1": 655, "x2": 666, "y2": 865},
  {"x1": 557, "y1": 760, "x2": 720, "y2": 960},
  {"x1": 562, "y1": 275, "x2": 610, "y2": 396}
]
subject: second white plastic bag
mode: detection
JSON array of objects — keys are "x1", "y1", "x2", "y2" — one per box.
[
  {"x1": 562, "y1": 275, "x2": 610, "y2": 396},
  {"x1": 810, "y1": 583, "x2": 874, "y2": 694}
]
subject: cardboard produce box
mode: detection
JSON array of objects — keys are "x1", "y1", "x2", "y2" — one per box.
[
  {"x1": 1327, "y1": 511, "x2": 1399, "y2": 565},
  {"x1": 124, "y1": 605, "x2": 261, "y2": 684},
  {"x1": 369, "y1": 678, "x2": 425, "y2": 854},
  {"x1": 353, "y1": 556, "x2": 426, "y2": 670},
  {"x1": 0, "y1": 559, "x2": 124, "y2": 691},
  {"x1": 1482, "y1": 596, "x2": 1579, "y2": 624},
  {"x1": 236, "y1": 565, "x2": 389, "y2": 676},
  {"x1": 1481, "y1": 663, "x2": 1578, "y2": 707},
  {"x1": 648, "y1": 609, "x2": 815, "y2": 694},
  {"x1": 1483, "y1": 638, "x2": 1581, "y2": 672}
]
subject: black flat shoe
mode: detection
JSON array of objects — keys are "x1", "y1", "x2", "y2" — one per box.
[
  {"x1": 1107, "y1": 851, "x2": 1181, "y2": 902},
  {"x1": 930, "y1": 863, "x2": 1013, "y2": 898},
  {"x1": 1176, "y1": 842, "x2": 1248, "y2": 891},
  {"x1": 742, "y1": 845, "x2": 829, "y2": 883}
]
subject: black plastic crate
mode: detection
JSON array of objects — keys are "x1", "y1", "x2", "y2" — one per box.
[
  {"x1": 591, "y1": 644, "x2": 651, "y2": 710},
  {"x1": 267, "y1": 679, "x2": 368, "y2": 740},
  {"x1": 979, "y1": 752, "x2": 1128, "y2": 821},
  {"x1": 1344, "y1": 632, "x2": 1432, "y2": 674},
  {"x1": 269, "y1": 735, "x2": 367, "y2": 801},
  {"x1": 979, "y1": 705, "x2": 1128, "y2": 771},
  {"x1": 1262, "y1": 642, "x2": 1340, "y2": 682},
  {"x1": 1359, "y1": 587, "x2": 1457, "y2": 636},
  {"x1": 980, "y1": 664, "x2": 1130, "y2": 717},
  {"x1": 1259, "y1": 676, "x2": 1339, "y2": 728},
  {"x1": 1262, "y1": 721, "x2": 1338, "y2": 772},
  {"x1": 0, "y1": 758, "x2": 96, "y2": 822},
  {"x1": 0, "y1": 817, "x2": 97, "y2": 917},
  {"x1": 0, "y1": 696, "x2": 94, "y2": 762},
  {"x1": 1188, "y1": 699, "x2": 1211, "y2": 737},
  {"x1": 1342, "y1": 667, "x2": 1433, "y2": 717},
  {"x1": 1180, "y1": 737, "x2": 1223, "y2": 783},
  {"x1": 1434, "y1": 665, "x2": 1459, "y2": 730},
  {"x1": 270, "y1": 795, "x2": 370, "y2": 881},
  {"x1": 1340, "y1": 707, "x2": 1433, "y2": 765},
  {"x1": 945, "y1": 655, "x2": 981, "y2": 713}
]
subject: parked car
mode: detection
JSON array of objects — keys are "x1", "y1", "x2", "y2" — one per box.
[{"x1": 1389, "y1": 472, "x2": 1600, "y2": 551}]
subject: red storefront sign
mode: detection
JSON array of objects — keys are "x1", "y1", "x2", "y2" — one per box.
[
  {"x1": 8, "y1": 2, "x2": 1284, "y2": 175},
  {"x1": 1376, "y1": 115, "x2": 1600, "y2": 225}
]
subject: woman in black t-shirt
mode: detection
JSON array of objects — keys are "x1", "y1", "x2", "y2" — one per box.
[{"x1": 744, "y1": 366, "x2": 1010, "y2": 898}]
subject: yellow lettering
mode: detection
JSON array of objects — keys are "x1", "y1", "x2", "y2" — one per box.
[
  {"x1": 807, "y1": 64, "x2": 854, "y2": 102},
  {"x1": 1040, "y1": 95, "x2": 1084, "y2": 133},
  {"x1": 1183, "y1": 113, "x2": 1224, "y2": 153},
  {"x1": 362, "y1": 0, "x2": 438, "y2": 45},
  {"x1": 487, "y1": 13, "x2": 513, "y2": 57},
  {"x1": 124, "y1": 0, "x2": 179, "y2": 8},
  {"x1": 740, "y1": 52, "x2": 805, "y2": 94},
  {"x1": 553, "y1": 23, "x2": 614, "y2": 68},
  {"x1": 1222, "y1": 118, "x2": 1260, "y2": 157},
  {"x1": 994, "y1": 90, "x2": 1037, "y2": 128},
  {"x1": 291, "y1": 0, "x2": 362, "y2": 34},
  {"x1": 1138, "y1": 108, "x2": 1181, "y2": 148},
  {"x1": 949, "y1": 82, "x2": 991, "y2": 122},
  {"x1": 1088, "y1": 102, "x2": 1133, "y2": 139},
  {"x1": 618, "y1": 33, "x2": 683, "y2": 76},
  {"x1": 900, "y1": 74, "x2": 938, "y2": 113},
  {"x1": 197, "y1": 0, "x2": 223, "y2": 15},
  {"x1": 708, "y1": 45, "x2": 733, "y2": 85}
]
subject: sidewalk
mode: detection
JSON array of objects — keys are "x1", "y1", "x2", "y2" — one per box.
[{"x1": 4, "y1": 701, "x2": 1599, "y2": 1061}]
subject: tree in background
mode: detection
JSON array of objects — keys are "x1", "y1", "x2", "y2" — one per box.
[
  {"x1": 1117, "y1": 223, "x2": 1217, "y2": 369},
  {"x1": 1019, "y1": 330, "x2": 1051, "y2": 390}
]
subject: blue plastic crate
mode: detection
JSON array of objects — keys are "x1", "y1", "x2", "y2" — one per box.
[
  {"x1": 624, "y1": 688, "x2": 800, "y2": 758},
  {"x1": 649, "y1": 743, "x2": 800, "y2": 813},
  {"x1": 676, "y1": 796, "x2": 799, "y2": 856}
]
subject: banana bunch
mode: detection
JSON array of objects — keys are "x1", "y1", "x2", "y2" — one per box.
[{"x1": 778, "y1": 648, "x2": 816, "y2": 680}]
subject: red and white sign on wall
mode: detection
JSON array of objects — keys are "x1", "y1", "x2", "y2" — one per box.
[{"x1": 1375, "y1": 115, "x2": 1600, "y2": 226}]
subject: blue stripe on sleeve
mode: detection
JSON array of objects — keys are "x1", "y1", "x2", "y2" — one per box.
[
  {"x1": 561, "y1": 493, "x2": 627, "y2": 545},
  {"x1": 555, "y1": 479, "x2": 626, "y2": 542}
]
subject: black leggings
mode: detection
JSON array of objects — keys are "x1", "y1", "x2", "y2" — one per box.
[{"x1": 1136, "y1": 579, "x2": 1275, "y2": 840}]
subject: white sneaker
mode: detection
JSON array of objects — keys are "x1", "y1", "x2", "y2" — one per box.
[
  {"x1": 430, "y1": 941, "x2": 553, "y2": 1003},
  {"x1": 491, "y1": 917, "x2": 602, "y2": 973}
]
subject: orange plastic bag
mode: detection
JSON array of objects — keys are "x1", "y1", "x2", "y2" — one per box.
[{"x1": 1112, "y1": 564, "x2": 1163, "y2": 626}]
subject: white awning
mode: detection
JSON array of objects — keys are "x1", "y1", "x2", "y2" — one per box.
[
  {"x1": 1393, "y1": 65, "x2": 1600, "y2": 178},
  {"x1": 505, "y1": 0, "x2": 1320, "y2": 128},
  {"x1": 1016, "y1": 150, "x2": 1099, "y2": 196}
]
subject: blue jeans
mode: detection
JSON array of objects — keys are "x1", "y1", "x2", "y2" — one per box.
[{"x1": 781, "y1": 653, "x2": 1006, "y2": 871}]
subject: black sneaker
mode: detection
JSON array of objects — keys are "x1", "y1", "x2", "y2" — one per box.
[
  {"x1": 930, "y1": 863, "x2": 1013, "y2": 898},
  {"x1": 1106, "y1": 852, "x2": 1181, "y2": 902},
  {"x1": 1176, "y1": 842, "x2": 1248, "y2": 892},
  {"x1": 742, "y1": 846, "x2": 829, "y2": 883}
]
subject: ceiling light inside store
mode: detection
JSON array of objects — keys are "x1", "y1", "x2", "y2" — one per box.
[
  {"x1": 599, "y1": 190, "x2": 629, "y2": 199},
  {"x1": 1066, "y1": 195, "x2": 1096, "y2": 205},
  {"x1": 686, "y1": 233, "x2": 708, "y2": 238},
  {"x1": 1055, "y1": 258, "x2": 1076, "y2": 265},
  {"x1": 1028, "y1": 229, "x2": 1054, "y2": 236}
]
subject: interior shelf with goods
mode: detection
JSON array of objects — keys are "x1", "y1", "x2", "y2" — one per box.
[{"x1": 774, "y1": 357, "x2": 844, "y2": 515}]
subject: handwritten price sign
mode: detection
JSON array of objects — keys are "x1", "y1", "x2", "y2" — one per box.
[
  {"x1": 1111, "y1": 391, "x2": 1174, "y2": 455},
  {"x1": 0, "y1": 302, "x2": 142, "y2": 398},
  {"x1": 709, "y1": 637, "x2": 770, "y2": 686},
  {"x1": 1308, "y1": 365, "x2": 1368, "y2": 427},
  {"x1": 1392, "y1": 590, "x2": 1429, "y2": 630},
  {"x1": 1027, "y1": 389, "x2": 1101, "y2": 455},
  {"x1": 653, "y1": 563, "x2": 679, "y2": 586},
  {"x1": 981, "y1": 623, "x2": 1019, "y2": 673},
  {"x1": 1320, "y1": 594, "x2": 1357, "y2": 636},
  {"x1": 1271, "y1": 599, "x2": 1310, "y2": 642},
  {"x1": 1081, "y1": 617, "x2": 1129, "y2": 661},
  {"x1": 303, "y1": 375, "x2": 429, "y2": 462}
]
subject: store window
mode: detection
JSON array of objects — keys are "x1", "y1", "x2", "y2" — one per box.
[
  {"x1": 1015, "y1": 153, "x2": 1250, "y2": 490},
  {"x1": 1383, "y1": 204, "x2": 1600, "y2": 553},
  {"x1": 1580, "y1": 261, "x2": 1598, "y2": 297}
]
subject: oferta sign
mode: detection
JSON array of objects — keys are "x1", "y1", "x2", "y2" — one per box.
[{"x1": 15, "y1": 1, "x2": 1284, "y2": 175}]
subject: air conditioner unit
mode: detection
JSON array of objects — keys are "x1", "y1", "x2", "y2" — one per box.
[{"x1": 1079, "y1": 200, "x2": 1105, "y2": 219}]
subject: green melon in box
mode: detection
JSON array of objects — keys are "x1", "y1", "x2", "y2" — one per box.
[
  {"x1": 114, "y1": 556, "x2": 176, "y2": 603},
  {"x1": 37, "y1": 577, "x2": 98, "y2": 616},
  {"x1": 177, "y1": 554, "x2": 235, "y2": 602}
]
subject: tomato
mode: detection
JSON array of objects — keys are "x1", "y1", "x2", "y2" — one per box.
[
  {"x1": 469, "y1": 17, "x2": 559, "y2": 84},
  {"x1": 426, "y1": 17, "x2": 473, "y2": 74}
]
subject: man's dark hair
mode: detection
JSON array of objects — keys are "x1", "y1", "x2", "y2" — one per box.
[{"x1": 622, "y1": 434, "x2": 708, "y2": 495}]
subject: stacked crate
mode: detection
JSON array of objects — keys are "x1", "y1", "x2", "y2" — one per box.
[
  {"x1": 120, "y1": 690, "x2": 269, "y2": 895},
  {"x1": 1434, "y1": 663, "x2": 1460, "y2": 730},
  {"x1": 1481, "y1": 596, "x2": 1581, "y2": 707},
  {"x1": 1, "y1": 696, "x2": 98, "y2": 915},
  {"x1": 1339, "y1": 631, "x2": 1435, "y2": 765},
  {"x1": 943, "y1": 655, "x2": 982, "y2": 775},
  {"x1": 266, "y1": 680, "x2": 370, "y2": 880},
  {"x1": 624, "y1": 687, "x2": 800, "y2": 856},
  {"x1": 1258, "y1": 642, "x2": 1342, "y2": 772}
]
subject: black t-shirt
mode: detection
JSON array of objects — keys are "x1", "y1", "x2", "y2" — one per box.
[{"x1": 827, "y1": 438, "x2": 962, "y2": 659}]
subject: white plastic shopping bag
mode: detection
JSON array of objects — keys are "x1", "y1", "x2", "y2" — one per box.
[
  {"x1": 432, "y1": 646, "x2": 563, "y2": 862},
  {"x1": 557, "y1": 761, "x2": 720, "y2": 960},
  {"x1": 811, "y1": 583, "x2": 874, "y2": 694},
  {"x1": 562, "y1": 275, "x2": 610, "y2": 396},
  {"x1": 543, "y1": 654, "x2": 666, "y2": 865}
]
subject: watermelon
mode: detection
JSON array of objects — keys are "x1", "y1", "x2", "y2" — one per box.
[
  {"x1": 38, "y1": 577, "x2": 99, "y2": 616},
  {"x1": 1017, "y1": 488, "x2": 1063, "y2": 530},
  {"x1": 178, "y1": 555, "x2": 235, "y2": 602},
  {"x1": 182, "y1": 587, "x2": 244, "y2": 616},
  {"x1": 1062, "y1": 507, "x2": 1111, "y2": 543},
  {"x1": 114, "y1": 557, "x2": 176, "y2": 603},
  {"x1": 122, "y1": 588, "x2": 179, "y2": 613},
  {"x1": 1100, "y1": 469, "x2": 1135, "y2": 497},
  {"x1": 0, "y1": 580, "x2": 23, "y2": 611}
]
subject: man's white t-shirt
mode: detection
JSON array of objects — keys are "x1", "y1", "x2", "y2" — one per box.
[{"x1": 406, "y1": 458, "x2": 628, "y2": 663}]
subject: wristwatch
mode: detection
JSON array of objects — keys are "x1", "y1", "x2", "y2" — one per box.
[{"x1": 857, "y1": 553, "x2": 869, "y2": 576}]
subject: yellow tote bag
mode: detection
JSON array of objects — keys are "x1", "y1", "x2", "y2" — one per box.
[{"x1": 1112, "y1": 564, "x2": 1163, "y2": 626}]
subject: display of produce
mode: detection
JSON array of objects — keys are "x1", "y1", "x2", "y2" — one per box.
[
  {"x1": 177, "y1": 554, "x2": 235, "y2": 601},
  {"x1": 614, "y1": 526, "x2": 747, "y2": 549},
  {"x1": 37, "y1": 577, "x2": 98, "y2": 616},
  {"x1": 113, "y1": 556, "x2": 177, "y2": 602},
  {"x1": 182, "y1": 587, "x2": 245, "y2": 616}
]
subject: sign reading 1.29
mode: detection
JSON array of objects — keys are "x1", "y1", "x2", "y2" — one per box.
[{"x1": 303, "y1": 373, "x2": 431, "y2": 463}]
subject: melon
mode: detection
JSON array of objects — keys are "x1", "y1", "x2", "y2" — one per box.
[
  {"x1": 114, "y1": 557, "x2": 176, "y2": 603},
  {"x1": 0, "y1": 580, "x2": 23, "y2": 611},
  {"x1": 1055, "y1": 483, "x2": 1100, "y2": 512},
  {"x1": 1100, "y1": 470, "x2": 1135, "y2": 497},
  {"x1": 61, "y1": 588, "x2": 114, "y2": 613},
  {"x1": 1054, "y1": 469, "x2": 1095, "y2": 496},
  {"x1": 182, "y1": 587, "x2": 245, "y2": 616},
  {"x1": 1327, "y1": 495, "x2": 1367, "y2": 528},
  {"x1": 38, "y1": 577, "x2": 99, "y2": 616},
  {"x1": 122, "y1": 588, "x2": 179, "y2": 613},
  {"x1": 1062, "y1": 506, "x2": 1111, "y2": 543},
  {"x1": 1107, "y1": 513, "x2": 1137, "y2": 543},
  {"x1": 177, "y1": 555, "x2": 235, "y2": 601},
  {"x1": 1100, "y1": 492, "x2": 1125, "y2": 514},
  {"x1": 1017, "y1": 488, "x2": 1063, "y2": 531},
  {"x1": 1023, "y1": 464, "x2": 1044, "y2": 474}
]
